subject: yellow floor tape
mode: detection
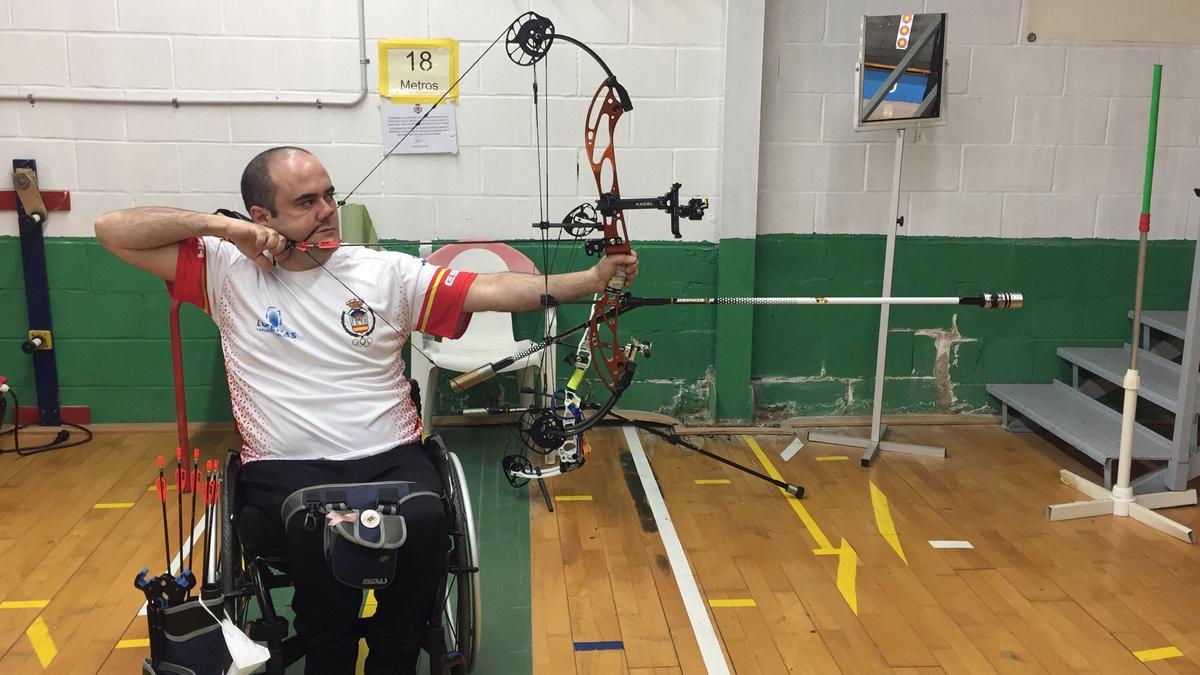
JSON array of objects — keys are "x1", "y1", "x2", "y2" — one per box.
[
  {"x1": 868, "y1": 481, "x2": 908, "y2": 564},
  {"x1": 26, "y1": 615, "x2": 57, "y2": 668},
  {"x1": 708, "y1": 598, "x2": 756, "y2": 608},
  {"x1": 1134, "y1": 646, "x2": 1184, "y2": 662},
  {"x1": 743, "y1": 435, "x2": 859, "y2": 615}
]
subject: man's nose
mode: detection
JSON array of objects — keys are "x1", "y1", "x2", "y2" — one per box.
[{"x1": 318, "y1": 198, "x2": 336, "y2": 221}]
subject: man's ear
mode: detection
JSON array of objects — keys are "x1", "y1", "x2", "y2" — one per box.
[{"x1": 248, "y1": 205, "x2": 271, "y2": 224}]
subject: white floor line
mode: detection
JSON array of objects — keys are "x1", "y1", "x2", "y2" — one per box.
[
  {"x1": 780, "y1": 435, "x2": 805, "y2": 462},
  {"x1": 138, "y1": 516, "x2": 208, "y2": 616},
  {"x1": 928, "y1": 539, "x2": 973, "y2": 549},
  {"x1": 623, "y1": 426, "x2": 730, "y2": 675}
]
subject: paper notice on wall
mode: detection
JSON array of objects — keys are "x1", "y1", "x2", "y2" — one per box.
[{"x1": 380, "y1": 100, "x2": 458, "y2": 155}]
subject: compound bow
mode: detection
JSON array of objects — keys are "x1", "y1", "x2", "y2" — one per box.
[{"x1": 283, "y1": 12, "x2": 1022, "y2": 499}]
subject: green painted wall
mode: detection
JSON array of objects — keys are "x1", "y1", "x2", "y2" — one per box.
[{"x1": 2, "y1": 235, "x2": 1193, "y2": 423}]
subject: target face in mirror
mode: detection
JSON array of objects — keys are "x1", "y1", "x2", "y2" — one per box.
[{"x1": 855, "y1": 13, "x2": 947, "y2": 130}]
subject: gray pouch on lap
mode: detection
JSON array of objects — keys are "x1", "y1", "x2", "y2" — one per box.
[{"x1": 282, "y1": 481, "x2": 439, "y2": 589}]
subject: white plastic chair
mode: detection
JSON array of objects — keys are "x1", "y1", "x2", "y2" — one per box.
[{"x1": 409, "y1": 242, "x2": 557, "y2": 432}]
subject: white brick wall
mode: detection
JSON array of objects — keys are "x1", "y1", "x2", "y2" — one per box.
[
  {"x1": 631, "y1": 1, "x2": 724, "y2": 47},
  {"x1": 1013, "y1": 96, "x2": 1107, "y2": 145},
  {"x1": 117, "y1": 0, "x2": 223, "y2": 35},
  {"x1": 1002, "y1": 194, "x2": 1096, "y2": 238},
  {"x1": 962, "y1": 146, "x2": 1055, "y2": 192},
  {"x1": 69, "y1": 35, "x2": 175, "y2": 89},
  {"x1": 761, "y1": 93, "x2": 822, "y2": 142},
  {"x1": 758, "y1": 191, "x2": 816, "y2": 234},
  {"x1": 127, "y1": 106, "x2": 230, "y2": 143},
  {"x1": 1096, "y1": 195, "x2": 1190, "y2": 240},
  {"x1": 968, "y1": 47, "x2": 1066, "y2": 96},
  {"x1": 19, "y1": 102, "x2": 126, "y2": 141},
  {"x1": 3, "y1": 0, "x2": 1196, "y2": 243},
  {"x1": 761, "y1": 144, "x2": 866, "y2": 192},
  {"x1": 532, "y1": 0, "x2": 630, "y2": 45},
  {"x1": 907, "y1": 193, "x2": 1002, "y2": 237},
  {"x1": 764, "y1": 0, "x2": 826, "y2": 47},
  {"x1": 1, "y1": 1, "x2": 727, "y2": 241},
  {"x1": 173, "y1": 38, "x2": 279, "y2": 91},
  {"x1": 866, "y1": 143, "x2": 961, "y2": 192},
  {"x1": 1064, "y1": 48, "x2": 1162, "y2": 97},
  {"x1": 178, "y1": 144, "x2": 270, "y2": 193},
  {"x1": 0, "y1": 101, "x2": 18, "y2": 138},
  {"x1": 0, "y1": 34, "x2": 69, "y2": 85},
  {"x1": 759, "y1": 0, "x2": 1200, "y2": 240},
  {"x1": 77, "y1": 142, "x2": 181, "y2": 192},
  {"x1": 816, "y1": 191, "x2": 899, "y2": 234},
  {"x1": 685, "y1": 58, "x2": 729, "y2": 116},
  {"x1": 223, "y1": 1, "x2": 355, "y2": 39},
  {"x1": 12, "y1": 0, "x2": 117, "y2": 32},
  {"x1": 758, "y1": 0, "x2": 1200, "y2": 241}
]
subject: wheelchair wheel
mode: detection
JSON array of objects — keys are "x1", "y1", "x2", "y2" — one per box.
[
  {"x1": 219, "y1": 451, "x2": 250, "y2": 626},
  {"x1": 445, "y1": 451, "x2": 481, "y2": 672}
]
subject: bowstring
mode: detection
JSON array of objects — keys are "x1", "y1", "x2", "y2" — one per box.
[
  {"x1": 321, "y1": 19, "x2": 521, "y2": 367},
  {"x1": 531, "y1": 57, "x2": 553, "y2": 411},
  {"x1": 300, "y1": 249, "x2": 445, "y2": 365},
  {"x1": 534, "y1": 52, "x2": 560, "y2": 411}
]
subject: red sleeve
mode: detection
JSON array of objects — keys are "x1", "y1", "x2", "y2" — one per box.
[
  {"x1": 164, "y1": 237, "x2": 210, "y2": 313},
  {"x1": 415, "y1": 268, "x2": 477, "y2": 339}
]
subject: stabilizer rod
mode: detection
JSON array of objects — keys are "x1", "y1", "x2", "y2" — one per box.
[{"x1": 609, "y1": 412, "x2": 804, "y2": 498}]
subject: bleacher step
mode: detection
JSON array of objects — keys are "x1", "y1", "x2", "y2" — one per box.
[
  {"x1": 1135, "y1": 310, "x2": 1187, "y2": 340},
  {"x1": 987, "y1": 380, "x2": 1175, "y2": 469},
  {"x1": 1056, "y1": 344, "x2": 1187, "y2": 413}
]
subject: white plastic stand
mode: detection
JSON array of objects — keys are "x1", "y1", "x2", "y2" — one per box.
[
  {"x1": 1046, "y1": 63, "x2": 1196, "y2": 543},
  {"x1": 1049, "y1": 367, "x2": 1196, "y2": 543}
]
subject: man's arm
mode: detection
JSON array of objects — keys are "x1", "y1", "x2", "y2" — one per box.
[
  {"x1": 462, "y1": 252, "x2": 639, "y2": 313},
  {"x1": 94, "y1": 207, "x2": 287, "y2": 281}
]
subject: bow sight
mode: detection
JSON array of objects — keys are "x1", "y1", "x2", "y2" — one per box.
[{"x1": 543, "y1": 183, "x2": 709, "y2": 255}]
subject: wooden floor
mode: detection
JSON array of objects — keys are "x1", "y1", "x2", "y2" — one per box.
[
  {"x1": 3, "y1": 423, "x2": 1200, "y2": 674},
  {"x1": 530, "y1": 424, "x2": 1200, "y2": 675},
  {"x1": 0, "y1": 428, "x2": 247, "y2": 674}
]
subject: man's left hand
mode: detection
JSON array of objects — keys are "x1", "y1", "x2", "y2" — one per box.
[{"x1": 593, "y1": 250, "x2": 639, "y2": 291}]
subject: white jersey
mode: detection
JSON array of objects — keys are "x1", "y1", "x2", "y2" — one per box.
[{"x1": 169, "y1": 236, "x2": 476, "y2": 462}]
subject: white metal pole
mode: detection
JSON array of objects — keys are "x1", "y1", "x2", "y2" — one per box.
[{"x1": 870, "y1": 128, "x2": 905, "y2": 443}]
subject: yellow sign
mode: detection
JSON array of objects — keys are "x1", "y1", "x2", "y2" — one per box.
[{"x1": 378, "y1": 38, "x2": 459, "y2": 103}]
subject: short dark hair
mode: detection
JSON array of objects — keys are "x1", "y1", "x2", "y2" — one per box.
[{"x1": 240, "y1": 146, "x2": 312, "y2": 216}]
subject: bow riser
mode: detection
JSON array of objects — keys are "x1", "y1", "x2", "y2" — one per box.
[{"x1": 583, "y1": 79, "x2": 635, "y2": 391}]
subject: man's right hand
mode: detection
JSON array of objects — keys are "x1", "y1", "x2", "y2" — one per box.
[{"x1": 220, "y1": 217, "x2": 290, "y2": 271}]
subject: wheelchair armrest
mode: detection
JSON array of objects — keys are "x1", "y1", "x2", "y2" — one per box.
[
  {"x1": 223, "y1": 450, "x2": 241, "y2": 497},
  {"x1": 421, "y1": 434, "x2": 452, "y2": 496}
]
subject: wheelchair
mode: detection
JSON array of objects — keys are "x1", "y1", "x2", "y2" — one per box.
[
  {"x1": 215, "y1": 432, "x2": 481, "y2": 674},
  {"x1": 165, "y1": 297, "x2": 479, "y2": 673}
]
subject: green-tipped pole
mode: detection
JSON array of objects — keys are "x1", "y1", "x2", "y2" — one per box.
[
  {"x1": 1114, "y1": 63, "x2": 1162, "y2": 506},
  {"x1": 1048, "y1": 64, "x2": 1194, "y2": 542}
]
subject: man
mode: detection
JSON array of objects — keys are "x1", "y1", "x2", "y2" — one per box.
[{"x1": 95, "y1": 146, "x2": 637, "y2": 674}]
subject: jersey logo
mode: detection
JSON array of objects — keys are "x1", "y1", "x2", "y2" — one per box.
[
  {"x1": 256, "y1": 306, "x2": 299, "y2": 340},
  {"x1": 341, "y1": 298, "x2": 377, "y2": 347},
  {"x1": 444, "y1": 270, "x2": 460, "y2": 287}
]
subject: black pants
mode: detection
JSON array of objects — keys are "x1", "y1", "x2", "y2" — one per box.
[{"x1": 238, "y1": 444, "x2": 449, "y2": 675}]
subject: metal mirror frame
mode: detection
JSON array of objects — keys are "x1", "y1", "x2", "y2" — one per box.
[{"x1": 853, "y1": 12, "x2": 949, "y2": 132}]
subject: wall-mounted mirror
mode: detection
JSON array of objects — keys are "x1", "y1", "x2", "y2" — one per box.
[{"x1": 854, "y1": 13, "x2": 947, "y2": 131}]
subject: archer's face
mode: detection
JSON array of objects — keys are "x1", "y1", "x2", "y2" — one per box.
[{"x1": 263, "y1": 152, "x2": 340, "y2": 244}]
